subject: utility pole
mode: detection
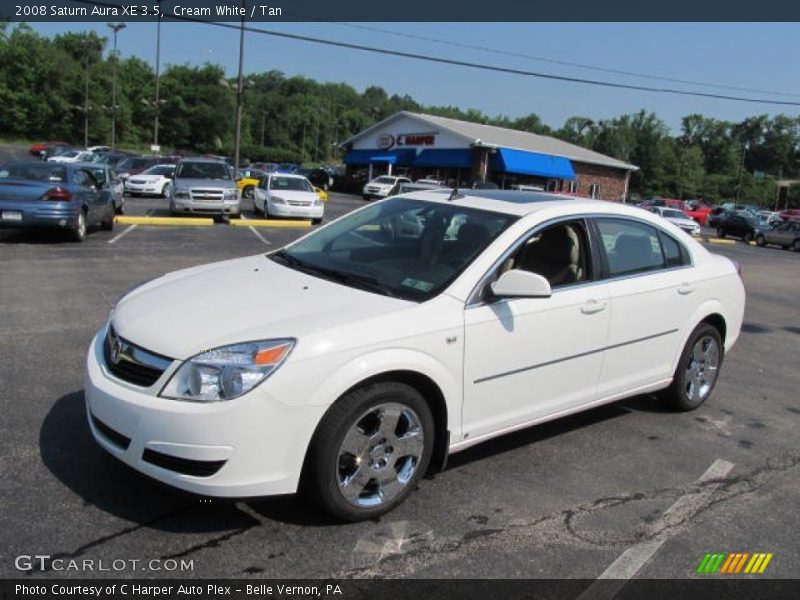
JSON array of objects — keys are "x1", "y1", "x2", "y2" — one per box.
[
  {"x1": 313, "y1": 106, "x2": 320, "y2": 163},
  {"x1": 735, "y1": 143, "x2": 748, "y2": 203},
  {"x1": 83, "y1": 54, "x2": 90, "y2": 148},
  {"x1": 301, "y1": 121, "x2": 306, "y2": 162},
  {"x1": 233, "y1": 0, "x2": 246, "y2": 176},
  {"x1": 107, "y1": 22, "x2": 126, "y2": 149},
  {"x1": 153, "y1": 0, "x2": 162, "y2": 148},
  {"x1": 260, "y1": 111, "x2": 266, "y2": 147}
]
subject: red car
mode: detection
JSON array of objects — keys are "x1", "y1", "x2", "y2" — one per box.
[
  {"x1": 29, "y1": 141, "x2": 70, "y2": 157},
  {"x1": 779, "y1": 208, "x2": 800, "y2": 222},
  {"x1": 685, "y1": 201, "x2": 714, "y2": 226}
]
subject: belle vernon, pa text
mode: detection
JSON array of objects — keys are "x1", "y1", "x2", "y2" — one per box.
[
  {"x1": 42, "y1": 5, "x2": 283, "y2": 17},
  {"x1": 16, "y1": 584, "x2": 342, "y2": 597}
]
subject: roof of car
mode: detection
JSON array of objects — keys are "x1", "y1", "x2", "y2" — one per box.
[
  {"x1": 400, "y1": 189, "x2": 661, "y2": 220},
  {"x1": 178, "y1": 157, "x2": 227, "y2": 164},
  {"x1": 269, "y1": 172, "x2": 308, "y2": 179}
]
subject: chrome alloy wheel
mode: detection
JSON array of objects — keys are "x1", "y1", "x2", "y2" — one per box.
[
  {"x1": 336, "y1": 402, "x2": 425, "y2": 508},
  {"x1": 685, "y1": 335, "x2": 720, "y2": 403}
]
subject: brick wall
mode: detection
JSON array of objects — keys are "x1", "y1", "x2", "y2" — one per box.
[{"x1": 572, "y1": 163, "x2": 630, "y2": 202}]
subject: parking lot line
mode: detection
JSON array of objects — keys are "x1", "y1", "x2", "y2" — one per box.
[
  {"x1": 108, "y1": 210, "x2": 153, "y2": 244},
  {"x1": 577, "y1": 459, "x2": 735, "y2": 598},
  {"x1": 230, "y1": 219, "x2": 312, "y2": 228},
  {"x1": 239, "y1": 214, "x2": 271, "y2": 245}
]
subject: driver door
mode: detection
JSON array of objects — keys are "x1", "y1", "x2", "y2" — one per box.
[{"x1": 462, "y1": 219, "x2": 610, "y2": 440}]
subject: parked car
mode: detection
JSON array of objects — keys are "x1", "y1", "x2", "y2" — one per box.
[
  {"x1": 29, "y1": 141, "x2": 70, "y2": 158},
  {"x1": 296, "y1": 167, "x2": 334, "y2": 191},
  {"x1": 87, "y1": 145, "x2": 112, "y2": 154},
  {"x1": 645, "y1": 206, "x2": 701, "y2": 236},
  {"x1": 86, "y1": 191, "x2": 744, "y2": 521},
  {"x1": 47, "y1": 150, "x2": 95, "y2": 164},
  {"x1": 0, "y1": 161, "x2": 114, "y2": 241},
  {"x1": 254, "y1": 173, "x2": 324, "y2": 224},
  {"x1": 706, "y1": 207, "x2": 729, "y2": 228},
  {"x1": 779, "y1": 208, "x2": 800, "y2": 222},
  {"x1": 756, "y1": 211, "x2": 783, "y2": 228},
  {"x1": 684, "y1": 201, "x2": 713, "y2": 226},
  {"x1": 235, "y1": 168, "x2": 266, "y2": 202},
  {"x1": 715, "y1": 212, "x2": 759, "y2": 242},
  {"x1": 79, "y1": 162, "x2": 125, "y2": 215},
  {"x1": 169, "y1": 158, "x2": 240, "y2": 218},
  {"x1": 638, "y1": 197, "x2": 685, "y2": 210},
  {"x1": 124, "y1": 164, "x2": 176, "y2": 197},
  {"x1": 362, "y1": 175, "x2": 412, "y2": 201},
  {"x1": 116, "y1": 156, "x2": 162, "y2": 181},
  {"x1": 754, "y1": 220, "x2": 800, "y2": 251}
]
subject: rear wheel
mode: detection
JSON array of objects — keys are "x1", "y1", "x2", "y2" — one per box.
[
  {"x1": 662, "y1": 323, "x2": 723, "y2": 412},
  {"x1": 71, "y1": 210, "x2": 87, "y2": 242},
  {"x1": 755, "y1": 234, "x2": 766, "y2": 247},
  {"x1": 743, "y1": 231, "x2": 754, "y2": 243},
  {"x1": 716, "y1": 228, "x2": 725, "y2": 239},
  {"x1": 303, "y1": 382, "x2": 434, "y2": 521}
]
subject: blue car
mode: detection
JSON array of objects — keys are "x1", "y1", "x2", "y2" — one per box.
[{"x1": 0, "y1": 161, "x2": 115, "y2": 241}]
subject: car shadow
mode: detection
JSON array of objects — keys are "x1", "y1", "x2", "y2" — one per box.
[
  {"x1": 0, "y1": 229, "x2": 74, "y2": 244},
  {"x1": 40, "y1": 391, "x2": 335, "y2": 532}
]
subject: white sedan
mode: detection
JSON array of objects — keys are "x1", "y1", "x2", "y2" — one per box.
[
  {"x1": 254, "y1": 173, "x2": 324, "y2": 224},
  {"x1": 646, "y1": 206, "x2": 701, "y2": 236},
  {"x1": 47, "y1": 150, "x2": 95, "y2": 163},
  {"x1": 85, "y1": 190, "x2": 744, "y2": 521},
  {"x1": 124, "y1": 164, "x2": 176, "y2": 197},
  {"x1": 362, "y1": 175, "x2": 411, "y2": 200}
]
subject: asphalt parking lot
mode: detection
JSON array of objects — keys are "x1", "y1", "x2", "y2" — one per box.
[{"x1": 1, "y1": 192, "x2": 798, "y2": 580}]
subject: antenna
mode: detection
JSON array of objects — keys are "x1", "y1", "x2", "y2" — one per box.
[{"x1": 448, "y1": 185, "x2": 463, "y2": 202}]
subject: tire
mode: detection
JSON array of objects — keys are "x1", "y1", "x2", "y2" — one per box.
[
  {"x1": 793, "y1": 239, "x2": 800, "y2": 252},
  {"x1": 302, "y1": 381, "x2": 435, "y2": 522},
  {"x1": 71, "y1": 210, "x2": 87, "y2": 242},
  {"x1": 743, "y1": 231, "x2": 753, "y2": 243},
  {"x1": 243, "y1": 186, "x2": 254, "y2": 201},
  {"x1": 115, "y1": 197, "x2": 125, "y2": 215},
  {"x1": 661, "y1": 322, "x2": 724, "y2": 412},
  {"x1": 755, "y1": 234, "x2": 766, "y2": 247},
  {"x1": 161, "y1": 183, "x2": 171, "y2": 198},
  {"x1": 716, "y1": 228, "x2": 725, "y2": 239},
  {"x1": 312, "y1": 218, "x2": 322, "y2": 225},
  {"x1": 100, "y1": 211, "x2": 114, "y2": 232}
]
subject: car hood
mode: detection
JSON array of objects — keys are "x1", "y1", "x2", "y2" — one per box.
[
  {"x1": 174, "y1": 178, "x2": 236, "y2": 189},
  {"x1": 666, "y1": 216, "x2": 698, "y2": 227},
  {"x1": 269, "y1": 190, "x2": 317, "y2": 202},
  {"x1": 112, "y1": 255, "x2": 410, "y2": 359},
  {"x1": 130, "y1": 174, "x2": 166, "y2": 183}
]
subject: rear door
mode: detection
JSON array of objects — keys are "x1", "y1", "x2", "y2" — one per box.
[{"x1": 592, "y1": 217, "x2": 696, "y2": 399}]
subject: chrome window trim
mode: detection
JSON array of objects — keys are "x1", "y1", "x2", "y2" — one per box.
[{"x1": 465, "y1": 212, "x2": 695, "y2": 308}]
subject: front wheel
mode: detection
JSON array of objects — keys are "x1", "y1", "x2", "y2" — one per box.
[
  {"x1": 743, "y1": 231, "x2": 754, "y2": 243},
  {"x1": 755, "y1": 234, "x2": 766, "y2": 247},
  {"x1": 303, "y1": 382, "x2": 434, "y2": 522},
  {"x1": 793, "y1": 239, "x2": 800, "y2": 252},
  {"x1": 661, "y1": 323, "x2": 723, "y2": 412},
  {"x1": 161, "y1": 183, "x2": 171, "y2": 198},
  {"x1": 716, "y1": 228, "x2": 725, "y2": 239},
  {"x1": 115, "y1": 197, "x2": 125, "y2": 215},
  {"x1": 71, "y1": 210, "x2": 87, "y2": 242}
]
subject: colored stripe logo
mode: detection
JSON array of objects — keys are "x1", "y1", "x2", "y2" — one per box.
[{"x1": 696, "y1": 552, "x2": 773, "y2": 574}]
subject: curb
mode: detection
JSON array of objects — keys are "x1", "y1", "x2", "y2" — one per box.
[
  {"x1": 231, "y1": 219, "x2": 312, "y2": 228},
  {"x1": 706, "y1": 238, "x2": 736, "y2": 245},
  {"x1": 115, "y1": 216, "x2": 214, "y2": 226}
]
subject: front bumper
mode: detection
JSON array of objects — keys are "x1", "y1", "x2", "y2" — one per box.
[
  {"x1": 171, "y1": 198, "x2": 241, "y2": 216},
  {"x1": 0, "y1": 201, "x2": 80, "y2": 230},
  {"x1": 267, "y1": 203, "x2": 324, "y2": 219},
  {"x1": 84, "y1": 328, "x2": 324, "y2": 497},
  {"x1": 125, "y1": 182, "x2": 163, "y2": 195}
]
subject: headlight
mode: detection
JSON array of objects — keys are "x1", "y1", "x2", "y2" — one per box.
[
  {"x1": 174, "y1": 187, "x2": 190, "y2": 198},
  {"x1": 160, "y1": 339, "x2": 295, "y2": 402},
  {"x1": 224, "y1": 189, "x2": 239, "y2": 200},
  {"x1": 271, "y1": 196, "x2": 286, "y2": 205}
]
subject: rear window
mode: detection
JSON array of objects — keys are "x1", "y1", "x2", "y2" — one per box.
[{"x1": 0, "y1": 163, "x2": 67, "y2": 183}]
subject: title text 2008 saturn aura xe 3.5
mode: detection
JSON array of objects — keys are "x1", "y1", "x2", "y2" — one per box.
[{"x1": 85, "y1": 190, "x2": 745, "y2": 521}]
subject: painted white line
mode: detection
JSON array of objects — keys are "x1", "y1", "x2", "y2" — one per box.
[
  {"x1": 108, "y1": 210, "x2": 153, "y2": 244},
  {"x1": 578, "y1": 459, "x2": 734, "y2": 598},
  {"x1": 240, "y1": 213, "x2": 271, "y2": 245}
]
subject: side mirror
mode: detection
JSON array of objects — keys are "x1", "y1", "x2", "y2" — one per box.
[{"x1": 490, "y1": 269, "x2": 552, "y2": 299}]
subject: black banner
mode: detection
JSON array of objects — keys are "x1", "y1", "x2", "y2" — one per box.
[
  {"x1": 2, "y1": 0, "x2": 800, "y2": 22},
  {"x1": 3, "y1": 580, "x2": 800, "y2": 600}
]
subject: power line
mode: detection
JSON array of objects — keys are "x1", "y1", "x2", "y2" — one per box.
[
  {"x1": 325, "y1": 21, "x2": 800, "y2": 100},
  {"x1": 70, "y1": 1, "x2": 800, "y2": 107}
]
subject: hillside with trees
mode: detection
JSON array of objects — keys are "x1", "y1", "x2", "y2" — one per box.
[{"x1": 1, "y1": 23, "x2": 798, "y2": 205}]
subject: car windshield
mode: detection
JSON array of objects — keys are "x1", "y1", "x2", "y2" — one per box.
[
  {"x1": 663, "y1": 209, "x2": 686, "y2": 219},
  {"x1": 175, "y1": 161, "x2": 231, "y2": 180},
  {"x1": 269, "y1": 176, "x2": 313, "y2": 192},
  {"x1": 373, "y1": 177, "x2": 397, "y2": 184},
  {"x1": 144, "y1": 165, "x2": 175, "y2": 176},
  {"x1": 271, "y1": 197, "x2": 517, "y2": 302},
  {"x1": 117, "y1": 157, "x2": 152, "y2": 170},
  {"x1": 0, "y1": 162, "x2": 67, "y2": 183}
]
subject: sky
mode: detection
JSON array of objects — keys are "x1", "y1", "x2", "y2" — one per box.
[{"x1": 29, "y1": 21, "x2": 800, "y2": 134}]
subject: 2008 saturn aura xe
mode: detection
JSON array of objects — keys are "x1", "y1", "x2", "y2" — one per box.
[{"x1": 85, "y1": 190, "x2": 745, "y2": 520}]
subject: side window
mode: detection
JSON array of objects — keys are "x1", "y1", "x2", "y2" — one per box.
[
  {"x1": 658, "y1": 230, "x2": 689, "y2": 268},
  {"x1": 511, "y1": 221, "x2": 591, "y2": 288},
  {"x1": 596, "y1": 218, "x2": 665, "y2": 277},
  {"x1": 73, "y1": 170, "x2": 92, "y2": 188}
]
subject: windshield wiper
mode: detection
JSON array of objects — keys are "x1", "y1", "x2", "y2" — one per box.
[{"x1": 271, "y1": 252, "x2": 396, "y2": 298}]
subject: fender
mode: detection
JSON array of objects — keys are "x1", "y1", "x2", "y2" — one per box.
[
  {"x1": 304, "y1": 347, "x2": 462, "y2": 440},
  {"x1": 669, "y1": 299, "x2": 732, "y2": 374}
]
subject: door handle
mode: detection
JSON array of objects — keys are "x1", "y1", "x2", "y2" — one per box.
[
  {"x1": 677, "y1": 282, "x2": 695, "y2": 295},
  {"x1": 580, "y1": 299, "x2": 607, "y2": 315}
]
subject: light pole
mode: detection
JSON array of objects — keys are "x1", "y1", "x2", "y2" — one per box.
[
  {"x1": 83, "y1": 54, "x2": 90, "y2": 147},
  {"x1": 735, "y1": 142, "x2": 749, "y2": 203},
  {"x1": 233, "y1": 0, "x2": 246, "y2": 176},
  {"x1": 107, "y1": 22, "x2": 126, "y2": 149},
  {"x1": 153, "y1": 0, "x2": 162, "y2": 148}
]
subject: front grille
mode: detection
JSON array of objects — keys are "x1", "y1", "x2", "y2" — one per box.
[
  {"x1": 288, "y1": 201, "x2": 310, "y2": 207},
  {"x1": 129, "y1": 179, "x2": 146, "y2": 184},
  {"x1": 190, "y1": 188, "x2": 224, "y2": 200},
  {"x1": 104, "y1": 326, "x2": 172, "y2": 387},
  {"x1": 142, "y1": 449, "x2": 226, "y2": 477},
  {"x1": 91, "y1": 413, "x2": 131, "y2": 450}
]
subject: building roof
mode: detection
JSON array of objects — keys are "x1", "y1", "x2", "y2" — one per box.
[{"x1": 342, "y1": 111, "x2": 638, "y2": 172}]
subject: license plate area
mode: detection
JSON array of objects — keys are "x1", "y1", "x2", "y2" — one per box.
[{"x1": 1, "y1": 211, "x2": 22, "y2": 221}]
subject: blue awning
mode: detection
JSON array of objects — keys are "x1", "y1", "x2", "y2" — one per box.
[
  {"x1": 413, "y1": 149, "x2": 473, "y2": 169},
  {"x1": 491, "y1": 148, "x2": 575, "y2": 180},
  {"x1": 344, "y1": 149, "x2": 416, "y2": 166}
]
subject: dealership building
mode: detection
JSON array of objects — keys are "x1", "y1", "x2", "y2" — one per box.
[{"x1": 341, "y1": 111, "x2": 638, "y2": 201}]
